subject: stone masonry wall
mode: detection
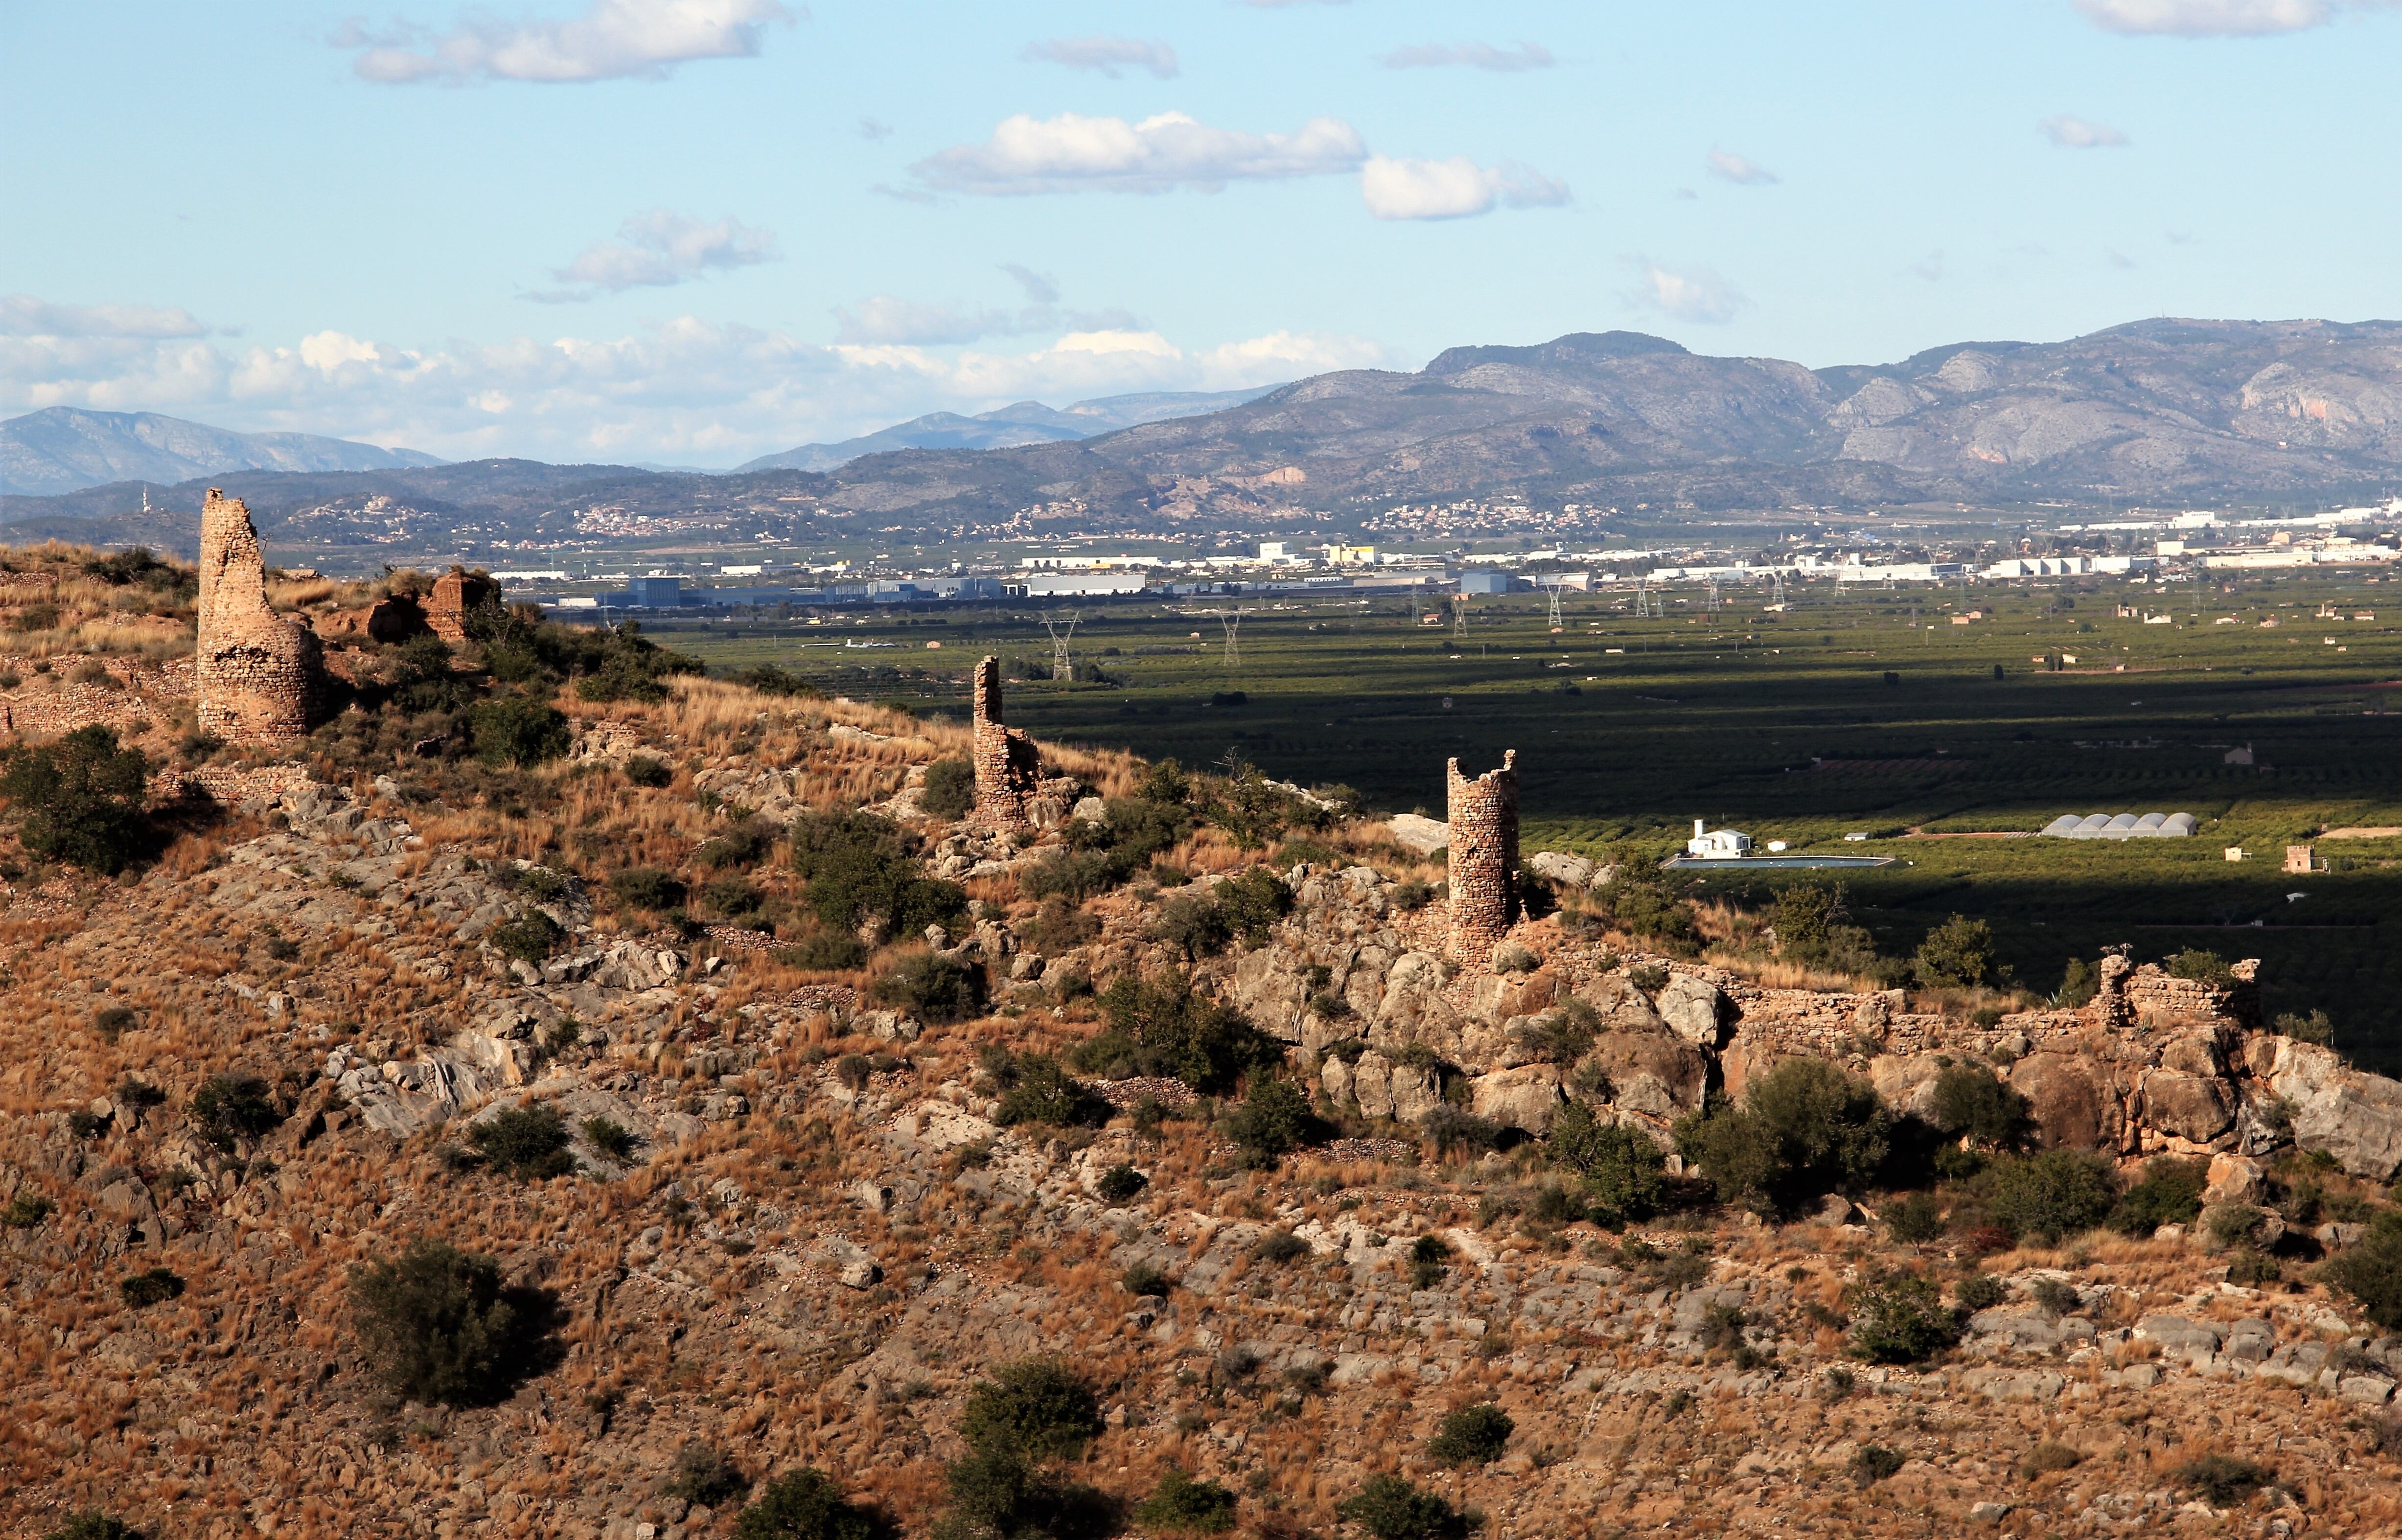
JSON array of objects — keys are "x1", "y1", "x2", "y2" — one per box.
[
  {"x1": 970, "y1": 656, "x2": 1040, "y2": 827},
  {"x1": 196, "y1": 489, "x2": 323, "y2": 746},
  {"x1": 425, "y1": 568, "x2": 499, "y2": 644},
  {"x1": 1446, "y1": 750, "x2": 1519, "y2": 962}
]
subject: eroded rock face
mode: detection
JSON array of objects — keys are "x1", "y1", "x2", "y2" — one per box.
[
  {"x1": 197, "y1": 489, "x2": 324, "y2": 745},
  {"x1": 2248, "y1": 1034, "x2": 2402, "y2": 1181}
]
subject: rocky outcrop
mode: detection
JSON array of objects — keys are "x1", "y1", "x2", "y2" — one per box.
[{"x1": 196, "y1": 489, "x2": 324, "y2": 744}]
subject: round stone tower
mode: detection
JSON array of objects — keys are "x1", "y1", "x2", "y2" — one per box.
[
  {"x1": 971, "y1": 655, "x2": 1041, "y2": 827},
  {"x1": 1446, "y1": 750, "x2": 1520, "y2": 961},
  {"x1": 196, "y1": 488, "x2": 324, "y2": 745}
]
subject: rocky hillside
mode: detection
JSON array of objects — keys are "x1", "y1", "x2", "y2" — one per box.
[{"x1": 7, "y1": 543, "x2": 2402, "y2": 1539}]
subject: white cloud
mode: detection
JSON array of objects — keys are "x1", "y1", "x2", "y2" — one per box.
[
  {"x1": 0, "y1": 297, "x2": 1382, "y2": 463},
  {"x1": 911, "y1": 111, "x2": 1367, "y2": 195},
  {"x1": 335, "y1": 0, "x2": 791, "y2": 85},
  {"x1": 2072, "y1": 0, "x2": 2350, "y2": 33},
  {"x1": 1379, "y1": 41, "x2": 1554, "y2": 70},
  {"x1": 1359, "y1": 156, "x2": 1569, "y2": 220},
  {"x1": 1000, "y1": 265, "x2": 1061, "y2": 305},
  {"x1": 858, "y1": 117, "x2": 894, "y2": 141},
  {"x1": 1022, "y1": 34, "x2": 1179, "y2": 79},
  {"x1": 1626, "y1": 262, "x2": 1750, "y2": 324},
  {"x1": 1706, "y1": 149, "x2": 1779, "y2": 185},
  {"x1": 0, "y1": 295, "x2": 209, "y2": 339},
  {"x1": 531, "y1": 210, "x2": 777, "y2": 300},
  {"x1": 2040, "y1": 115, "x2": 2131, "y2": 147}
]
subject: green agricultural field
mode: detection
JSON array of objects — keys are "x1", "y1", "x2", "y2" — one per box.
[{"x1": 650, "y1": 570, "x2": 2402, "y2": 1069}]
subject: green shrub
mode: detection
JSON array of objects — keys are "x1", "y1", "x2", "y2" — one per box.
[
  {"x1": 2325, "y1": 1210, "x2": 2402, "y2": 1328},
  {"x1": 0, "y1": 725, "x2": 154, "y2": 874},
  {"x1": 2031, "y1": 1278, "x2": 2082, "y2": 1315},
  {"x1": 699, "y1": 819, "x2": 778, "y2": 870},
  {"x1": 1673, "y1": 1057, "x2": 1891, "y2": 1217},
  {"x1": 610, "y1": 867, "x2": 687, "y2": 912},
  {"x1": 1768, "y1": 882, "x2": 1842, "y2": 960},
  {"x1": 41, "y1": 1514, "x2": 141, "y2": 1540},
  {"x1": 1216, "y1": 866, "x2": 1291, "y2": 942},
  {"x1": 1420, "y1": 1105, "x2": 1502, "y2": 1159},
  {"x1": 1886, "y1": 1191, "x2": 1945, "y2": 1243},
  {"x1": 774, "y1": 931, "x2": 869, "y2": 971},
  {"x1": 2054, "y1": 957, "x2": 2100, "y2": 1008},
  {"x1": 1852, "y1": 1446, "x2": 1906, "y2": 1483},
  {"x1": 488, "y1": 910, "x2": 563, "y2": 963},
  {"x1": 470, "y1": 1106, "x2": 576, "y2": 1180},
  {"x1": 1132, "y1": 1468, "x2": 1236, "y2": 1534},
  {"x1": 1848, "y1": 1270, "x2": 1963, "y2": 1364},
  {"x1": 2110, "y1": 1157, "x2": 2208, "y2": 1235},
  {"x1": 1150, "y1": 889, "x2": 1232, "y2": 959},
  {"x1": 2024, "y1": 1440, "x2": 2084, "y2": 1477},
  {"x1": 1912, "y1": 914, "x2": 1994, "y2": 988},
  {"x1": 1254, "y1": 1230, "x2": 1310, "y2": 1264},
  {"x1": 920, "y1": 758, "x2": 975, "y2": 820},
  {"x1": 1121, "y1": 1261, "x2": 1173, "y2": 1297},
  {"x1": 956, "y1": 1359, "x2": 1103, "y2": 1461},
  {"x1": 1954, "y1": 1272, "x2": 2006, "y2": 1311},
  {"x1": 571, "y1": 621, "x2": 704, "y2": 704},
  {"x1": 2172, "y1": 1454, "x2": 2274, "y2": 1505},
  {"x1": 119, "y1": 1267, "x2": 185, "y2": 1308},
  {"x1": 1980, "y1": 1149, "x2": 2121, "y2": 1242},
  {"x1": 2, "y1": 1194, "x2": 53, "y2": 1227},
  {"x1": 580, "y1": 1116, "x2": 640, "y2": 1162},
  {"x1": 735, "y1": 1468, "x2": 883, "y2": 1540},
  {"x1": 1337, "y1": 1473, "x2": 1460, "y2": 1540},
  {"x1": 1602, "y1": 881, "x2": 1699, "y2": 953},
  {"x1": 2163, "y1": 949, "x2": 2236, "y2": 988},
  {"x1": 1224, "y1": 1076, "x2": 1314, "y2": 1168},
  {"x1": 1929, "y1": 1063, "x2": 2030, "y2": 1149},
  {"x1": 1525, "y1": 999, "x2": 1601, "y2": 1064},
  {"x1": 666, "y1": 1442, "x2": 750, "y2": 1507},
  {"x1": 1095, "y1": 1164, "x2": 1147, "y2": 1203},
  {"x1": 1409, "y1": 1232, "x2": 1452, "y2": 1289},
  {"x1": 2273, "y1": 1009, "x2": 2334, "y2": 1046},
  {"x1": 790, "y1": 809, "x2": 963, "y2": 937},
  {"x1": 1548, "y1": 1102, "x2": 1665, "y2": 1224},
  {"x1": 623, "y1": 754, "x2": 673, "y2": 788},
  {"x1": 871, "y1": 952, "x2": 985, "y2": 1023},
  {"x1": 991, "y1": 1054, "x2": 1108, "y2": 1128},
  {"x1": 933, "y1": 1443, "x2": 1110, "y2": 1540},
  {"x1": 190, "y1": 1073, "x2": 279, "y2": 1152},
  {"x1": 1071, "y1": 973, "x2": 1270, "y2": 1092},
  {"x1": 468, "y1": 693, "x2": 570, "y2": 767},
  {"x1": 1426, "y1": 1403, "x2": 1514, "y2": 1466},
  {"x1": 1137, "y1": 758, "x2": 1191, "y2": 805},
  {"x1": 349, "y1": 1236, "x2": 548, "y2": 1406}
]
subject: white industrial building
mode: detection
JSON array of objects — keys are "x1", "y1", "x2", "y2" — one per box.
[
  {"x1": 1686, "y1": 820, "x2": 1754, "y2": 857},
  {"x1": 2040, "y1": 812, "x2": 2198, "y2": 840}
]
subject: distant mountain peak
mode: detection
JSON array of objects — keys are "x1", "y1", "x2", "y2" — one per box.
[
  {"x1": 0, "y1": 407, "x2": 443, "y2": 497},
  {"x1": 1423, "y1": 330, "x2": 1691, "y2": 376}
]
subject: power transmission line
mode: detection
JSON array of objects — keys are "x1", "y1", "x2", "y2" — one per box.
[{"x1": 1042, "y1": 610, "x2": 1080, "y2": 680}]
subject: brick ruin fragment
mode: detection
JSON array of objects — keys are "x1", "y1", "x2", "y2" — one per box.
[
  {"x1": 425, "y1": 567, "x2": 499, "y2": 644},
  {"x1": 971, "y1": 656, "x2": 1042, "y2": 827},
  {"x1": 197, "y1": 489, "x2": 324, "y2": 745},
  {"x1": 1447, "y1": 750, "x2": 1520, "y2": 962}
]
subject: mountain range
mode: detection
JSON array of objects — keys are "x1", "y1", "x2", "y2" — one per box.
[
  {"x1": 0, "y1": 407, "x2": 445, "y2": 497},
  {"x1": 729, "y1": 385, "x2": 1287, "y2": 473},
  {"x1": 7, "y1": 319, "x2": 2402, "y2": 548}
]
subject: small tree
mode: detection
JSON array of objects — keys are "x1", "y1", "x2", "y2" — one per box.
[
  {"x1": 0, "y1": 725, "x2": 154, "y2": 874},
  {"x1": 1132, "y1": 1468, "x2": 1236, "y2": 1535},
  {"x1": 736, "y1": 1468, "x2": 883, "y2": 1540},
  {"x1": 190, "y1": 1073, "x2": 280, "y2": 1152},
  {"x1": 469, "y1": 693, "x2": 570, "y2": 767},
  {"x1": 1676, "y1": 1057, "x2": 1891, "y2": 1216},
  {"x1": 1549, "y1": 1102, "x2": 1665, "y2": 1224},
  {"x1": 1427, "y1": 1403, "x2": 1514, "y2": 1466},
  {"x1": 2109, "y1": 1157, "x2": 2207, "y2": 1236},
  {"x1": 2326, "y1": 1210, "x2": 2402, "y2": 1330},
  {"x1": 919, "y1": 758, "x2": 975, "y2": 820},
  {"x1": 349, "y1": 1236, "x2": 542, "y2": 1406},
  {"x1": 1913, "y1": 915, "x2": 1994, "y2": 988},
  {"x1": 470, "y1": 1106, "x2": 576, "y2": 1180},
  {"x1": 991, "y1": 1054, "x2": 1108, "y2": 1129},
  {"x1": 1848, "y1": 1270, "x2": 1963, "y2": 1364},
  {"x1": 1337, "y1": 1473, "x2": 1459, "y2": 1540},
  {"x1": 42, "y1": 1515, "x2": 141, "y2": 1540},
  {"x1": 956, "y1": 1359, "x2": 1103, "y2": 1463},
  {"x1": 872, "y1": 952, "x2": 985, "y2": 1024},
  {"x1": 1929, "y1": 1063, "x2": 2031, "y2": 1149},
  {"x1": 1224, "y1": 1076, "x2": 1314, "y2": 1168},
  {"x1": 1768, "y1": 882, "x2": 1842, "y2": 962},
  {"x1": 1980, "y1": 1149, "x2": 2121, "y2": 1243},
  {"x1": 665, "y1": 1442, "x2": 751, "y2": 1507}
]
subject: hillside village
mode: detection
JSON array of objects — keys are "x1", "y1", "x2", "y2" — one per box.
[{"x1": 6, "y1": 497, "x2": 2402, "y2": 1539}]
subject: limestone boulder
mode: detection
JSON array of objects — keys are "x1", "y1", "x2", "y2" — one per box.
[
  {"x1": 1470, "y1": 1065, "x2": 1565, "y2": 1133},
  {"x1": 1527, "y1": 850, "x2": 1596, "y2": 889},
  {"x1": 1866, "y1": 1053, "x2": 1954, "y2": 1125},
  {"x1": 1469, "y1": 968, "x2": 1556, "y2": 1028},
  {"x1": 2249, "y1": 1034, "x2": 2402, "y2": 1181},
  {"x1": 1655, "y1": 974, "x2": 1732, "y2": 1052},
  {"x1": 1386, "y1": 815, "x2": 1450, "y2": 856},
  {"x1": 2141, "y1": 1068, "x2": 2235, "y2": 1143},
  {"x1": 1575, "y1": 973, "x2": 1666, "y2": 1034},
  {"x1": 2008, "y1": 1052, "x2": 2125, "y2": 1152},
  {"x1": 1579, "y1": 1029, "x2": 1709, "y2": 1119},
  {"x1": 1351, "y1": 1051, "x2": 1442, "y2": 1122}
]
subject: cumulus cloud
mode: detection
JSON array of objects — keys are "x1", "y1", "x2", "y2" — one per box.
[
  {"x1": 1022, "y1": 34, "x2": 1179, "y2": 79},
  {"x1": 530, "y1": 210, "x2": 778, "y2": 300},
  {"x1": 830, "y1": 288, "x2": 1141, "y2": 347},
  {"x1": 1626, "y1": 262, "x2": 1750, "y2": 324},
  {"x1": 2041, "y1": 114, "x2": 2131, "y2": 146},
  {"x1": 0, "y1": 295, "x2": 1380, "y2": 463},
  {"x1": 333, "y1": 0, "x2": 792, "y2": 85},
  {"x1": 1706, "y1": 149, "x2": 1779, "y2": 185},
  {"x1": 912, "y1": 111, "x2": 1367, "y2": 195},
  {"x1": 1359, "y1": 156, "x2": 1569, "y2": 220},
  {"x1": 1, "y1": 295, "x2": 209, "y2": 339},
  {"x1": 1379, "y1": 41, "x2": 1554, "y2": 70},
  {"x1": 2071, "y1": 0, "x2": 2356, "y2": 33}
]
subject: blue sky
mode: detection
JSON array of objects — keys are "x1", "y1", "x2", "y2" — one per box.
[{"x1": 5, "y1": 0, "x2": 2400, "y2": 466}]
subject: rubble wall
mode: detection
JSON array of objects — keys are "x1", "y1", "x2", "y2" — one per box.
[{"x1": 196, "y1": 489, "x2": 323, "y2": 745}]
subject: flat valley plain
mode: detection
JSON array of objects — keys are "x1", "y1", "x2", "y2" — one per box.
[{"x1": 652, "y1": 571, "x2": 2402, "y2": 1071}]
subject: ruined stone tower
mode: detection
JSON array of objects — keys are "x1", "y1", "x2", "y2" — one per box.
[
  {"x1": 197, "y1": 489, "x2": 324, "y2": 745},
  {"x1": 425, "y1": 567, "x2": 500, "y2": 644},
  {"x1": 971, "y1": 656, "x2": 1042, "y2": 827},
  {"x1": 1447, "y1": 750, "x2": 1520, "y2": 961}
]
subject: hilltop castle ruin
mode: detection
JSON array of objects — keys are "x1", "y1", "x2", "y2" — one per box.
[
  {"x1": 971, "y1": 656, "x2": 1042, "y2": 827},
  {"x1": 196, "y1": 489, "x2": 324, "y2": 745},
  {"x1": 1447, "y1": 751, "x2": 1520, "y2": 961}
]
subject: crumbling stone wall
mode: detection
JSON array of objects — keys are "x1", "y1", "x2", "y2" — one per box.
[
  {"x1": 196, "y1": 489, "x2": 323, "y2": 746},
  {"x1": 970, "y1": 656, "x2": 1041, "y2": 827},
  {"x1": 425, "y1": 567, "x2": 498, "y2": 644},
  {"x1": 1446, "y1": 750, "x2": 1519, "y2": 961}
]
